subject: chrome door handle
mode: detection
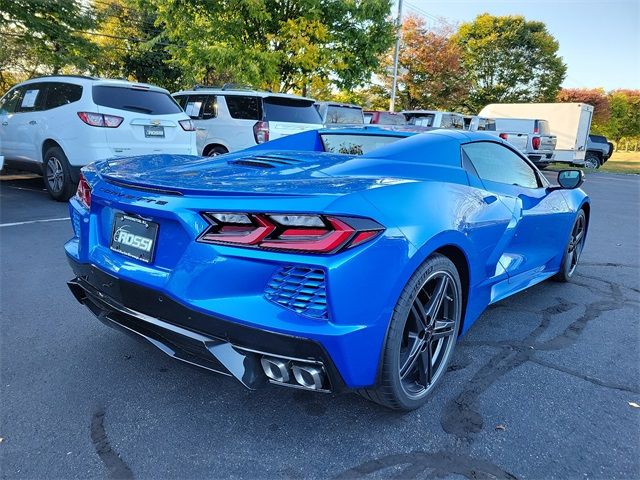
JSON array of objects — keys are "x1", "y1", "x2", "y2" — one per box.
[
  {"x1": 196, "y1": 127, "x2": 207, "y2": 131},
  {"x1": 29, "y1": 120, "x2": 37, "y2": 125}
]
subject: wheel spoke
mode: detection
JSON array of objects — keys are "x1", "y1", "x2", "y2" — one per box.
[
  {"x1": 417, "y1": 347, "x2": 431, "y2": 387},
  {"x1": 432, "y1": 319, "x2": 456, "y2": 339},
  {"x1": 410, "y1": 303, "x2": 429, "y2": 330},
  {"x1": 400, "y1": 334, "x2": 423, "y2": 379},
  {"x1": 424, "y1": 275, "x2": 448, "y2": 323}
]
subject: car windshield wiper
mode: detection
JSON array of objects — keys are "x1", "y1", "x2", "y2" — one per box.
[{"x1": 123, "y1": 105, "x2": 153, "y2": 113}]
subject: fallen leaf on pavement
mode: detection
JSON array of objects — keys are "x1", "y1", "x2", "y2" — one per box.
[
  {"x1": 495, "y1": 424, "x2": 506, "y2": 431},
  {"x1": 629, "y1": 402, "x2": 640, "y2": 408}
]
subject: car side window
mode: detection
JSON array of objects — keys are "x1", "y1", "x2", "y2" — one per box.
[
  {"x1": 44, "y1": 82, "x2": 83, "y2": 109},
  {"x1": 0, "y1": 87, "x2": 23, "y2": 114},
  {"x1": 225, "y1": 95, "x2": 261, "y2": 120},
  {"x1": 462, "y1": 142, "x2": 541, "y2": 189},
  {"x1": 182, "y1": 95, "x2": 217, "y2": 119},
  {"x1": 16, "y1": 84, "x2": 47, "y2": 112}
]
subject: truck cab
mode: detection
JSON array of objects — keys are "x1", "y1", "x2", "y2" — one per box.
[{"x1": 490, "y1": 118, "x2": 557, "y2": 167}]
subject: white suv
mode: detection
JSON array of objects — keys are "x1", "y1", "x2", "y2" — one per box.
[
  {"x1": 0, "y1": 76, "x2": 197, "y2": 200},
  {"x1": 172, "y1": 86, "x2": 323, "y2": 156}
]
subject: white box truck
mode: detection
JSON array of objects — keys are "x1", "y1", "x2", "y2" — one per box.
[{"x1": 479, "y1": 103, "x2": 594, "y2": 165}]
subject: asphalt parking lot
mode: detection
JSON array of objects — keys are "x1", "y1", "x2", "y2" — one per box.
[{"x1": 1, "y1": 171, "x2": 638, "y2": 480}]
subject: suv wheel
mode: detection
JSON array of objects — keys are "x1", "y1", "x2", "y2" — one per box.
[
  {"x1": 206, "y1": 145, "x2": 228, "y2": 156},
  {"x1": 43, "y1": 146, "x2": 76, "y2": 201},
  {"x1": 584, "y1": 152, "x2": 600, "y2": 169}
]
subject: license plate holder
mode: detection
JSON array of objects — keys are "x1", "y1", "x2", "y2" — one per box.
[
  {"x1": 144, "y1": 125, "x2": 165, "y2": 138},
  {"x1": 110, "y1": 213, "x2": 159, "y2": 263}
]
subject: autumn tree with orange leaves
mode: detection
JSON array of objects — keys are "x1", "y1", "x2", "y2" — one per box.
[{"x1": 383, "y1": 16, "x2": 469, "y2": 112}]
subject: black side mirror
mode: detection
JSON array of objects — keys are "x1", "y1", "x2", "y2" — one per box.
[{"x1": 557, "y1": 169, "x2": 584, "y2": 189}]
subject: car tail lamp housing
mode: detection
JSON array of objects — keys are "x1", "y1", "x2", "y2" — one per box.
[
  {"x1": 179, "y1": 119, "x2": 195, "y2": 131},
  {"x1": 77, "y1": 112, "x2": 123, "y2": 128},
  {"x1": 76, "y1": 173, "x2": 91, "y2": 209},
  {"x1": 198, "y1": 213, "x2": 384, "y2": 253},
  {"x1": 532, "y1": 136, "x2": 541, "y2": 150},
  {"x1": 499, "y1": 133, "x2": 508, "y2": 140},
  {"x1": 253, "y1": 121, "x2": 270, "y2": 144}
]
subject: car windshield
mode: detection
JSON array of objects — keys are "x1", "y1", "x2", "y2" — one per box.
[
  {"x1": 93, "y1": 86, "x2": 182, "y2": 115},
  {"x1": 378, "y1": 112, "x2": 406, "y2": 125},
  {"x1": 320, "y1": 134, "x2": 404, "y2": 155},
  {"x1": 408, "y1": 114, "x2": 434, "y2": 127},
  {"x1": 263, "y1": 97, "x2": 322, "y2": 124},
  {"x1": 324, "y1": 106, "x2": 363, "y2": 124}
]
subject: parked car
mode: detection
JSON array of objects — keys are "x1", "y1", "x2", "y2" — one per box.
[
  {"x1": 364, "y1": 110, "x2": 407, "y2": 125},
  {"x1": 173, "y1": 86, "x2": 323, "y2": 156},
  {"x1": 402, "y1": 110, "x2": 464, "y2": 129},
  {"x1": 490, "y1": 118, "x2": 557, "y2": 167},
  {"x1": 480, "y1": 103, "x2": 594, "y2": 166},
  {"x1": 0, "y1": 75, "x2": 196, "y2": 200},
  {"x1": 66, "y1": 127, "x2": 589, "y2": 411},
  {"x1": 585, "y1": 134, "x2": 614, "y2": 168},
  {"x1": 315, "y1": 101, "x2": 364, "y2": 126},
  {"x1": 464, "y1": 116, "x2": 496, "y2": 132}
]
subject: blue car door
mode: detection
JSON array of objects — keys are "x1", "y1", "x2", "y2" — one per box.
[{"x1": 462, "y1": 141, "x2": 574, "y2": 285}]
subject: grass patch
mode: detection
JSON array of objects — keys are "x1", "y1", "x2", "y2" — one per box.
[{"x1": 548, "y1": 151, "x2": 640, "y2": 174}]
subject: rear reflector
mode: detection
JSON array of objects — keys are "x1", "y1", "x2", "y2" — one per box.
[
  {"x1": 198, "y1": 213, "x2": 383, "y2": 253},
  {"x1": 499, "y1": 133, "x2": 508, "y2": 140},
  {"x1": 253, "y1": 121, "x2": 269, "y2": 144},
  {"x1": 532, "y1": 136, "x2": 541, "y2": 150}
]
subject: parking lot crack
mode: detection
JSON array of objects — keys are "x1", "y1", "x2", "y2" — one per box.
[{"x1": 90, "y1": 408, "x2": 134, "y2": 480}]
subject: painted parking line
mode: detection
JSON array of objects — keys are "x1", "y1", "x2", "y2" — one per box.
[{"x1": 0, "y1": 217, "x2": 70, "y2": 228}]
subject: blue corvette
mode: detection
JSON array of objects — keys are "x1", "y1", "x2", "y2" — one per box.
[{"x1": 65, "y1": 127, "x2": 589, "y2": 410}]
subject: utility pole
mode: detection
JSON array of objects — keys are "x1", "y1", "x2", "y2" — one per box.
[{"x1": 389, "y1": 0, "x2": 403, "y2": 112}]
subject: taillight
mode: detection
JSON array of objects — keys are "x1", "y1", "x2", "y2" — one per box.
[
  {"x1": 198, "y1": 213, "x2": 383, "y2": 253},
  {"x1": 253, "y1": 121, "x2": 269, "y2": 144},
  {"x1": 179, "y1": 119, "x2": 195, "y2": 131},
  {"x1": 532, "y1": 136, "x2": 541, "y2": 150},
  {"x1": 77, "y1": 112, "x2": 123, "y2": 128},
  {"x1": 76, "y1": 173, "x2": 91, "y2": 209},
  {"x1": 499, "y1": 133, "x2": 508, "y2": 140}
]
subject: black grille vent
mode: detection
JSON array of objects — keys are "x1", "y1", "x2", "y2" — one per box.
[{"x1": 264, "y1": 266, "x2": 328, "y2": 319}]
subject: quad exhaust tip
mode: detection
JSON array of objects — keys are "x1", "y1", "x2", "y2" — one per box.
[{"x1": 261, "y1": 356, "x2": 325, "y2": 391}]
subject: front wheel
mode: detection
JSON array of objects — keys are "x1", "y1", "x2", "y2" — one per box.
[
  {"x1": 359, "y1": 254, "x2": 462, "y2": 410},
  {"x1": 553, "y1": 209, "x2": 587, "y2": 282},
  {"x1": 43, "y1": 146, "x2": 76, "y2": 201}
]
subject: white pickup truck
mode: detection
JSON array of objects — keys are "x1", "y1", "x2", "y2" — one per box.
[{"x1": 490, "y1": 118, "x2": 557, "y2": 168}]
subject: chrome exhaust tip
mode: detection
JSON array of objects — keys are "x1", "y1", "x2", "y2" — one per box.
[
  {"x1": 260, "y1": 357, "x2": 290, "y2": 383},
  {"x1": 292, "y1": 364, "x2": 324, "y2": 390}
]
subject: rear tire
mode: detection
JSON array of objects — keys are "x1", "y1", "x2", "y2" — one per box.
[
  {"x1": 205, "y1": 145, "x2": 228, "y2": 156},
  {"x1": 359, "y1": 254, "x2": 462, "y2": 411},
  {"x1": 553, "y1": 209, "x2": 587, "y2": 282},
  {"x1": 584, "y1": 152, "x2": 600, "y2": 169},
  {"x1": 43, "y1": 146, "x2": 76, "y2": 201}
]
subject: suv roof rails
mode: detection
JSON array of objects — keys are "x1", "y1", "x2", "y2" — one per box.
[
  {"x1": 28, "y1": 74, "x2": 98, "y2": 81},
  {"x1": 191, "y1": 83, "x2": 275, "y2": 93}
]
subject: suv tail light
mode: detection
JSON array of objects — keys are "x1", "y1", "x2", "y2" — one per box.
[
  {"x1": 253, "y1": 121, "x2": 270, "y2": 144},
  {"x1": 76, "y1": 173, "x2": 91, "y2": 209},
  {"x1": 499, "y1": 133, "x2": 508, "y2": 140},
  {"x1": 179, "y1": 119, "x2": 195, "y2": 131},
  {"x1": 77, "y1": 112, "x2": 123, "y2": 128},
  {"x1": 198, "y1": 213, "x2": 383, "y2": 253},
  {"x1": 532, "y1": 136, "x2": 541, "y2": 150}
]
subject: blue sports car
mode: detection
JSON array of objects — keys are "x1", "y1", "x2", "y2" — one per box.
[{"x1": 65, "y1": 127, "x2": 589, "y2": 410}]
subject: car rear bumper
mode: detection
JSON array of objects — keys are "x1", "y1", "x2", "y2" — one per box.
[{"x1": 67, "y1": 257, "x2": 346, "y2": 393}]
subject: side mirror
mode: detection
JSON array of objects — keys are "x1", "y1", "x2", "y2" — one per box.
[{"x1": 557, "y1": 169, "x2": 584, "y2": 189}]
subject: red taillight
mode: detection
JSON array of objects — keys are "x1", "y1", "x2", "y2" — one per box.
[
  {"x1": 77, "y1": 112, "x2": 123, "y2": 128},
  {"x1": 499, "y1": 133, "x2": 508, "y2": 140},
  {"x1": 253, "y1": 121, "x2": 270, "y2": 144},
  {"x1": 179, "y1": 119, "x2": 195, "y2": 131},
  {"x1": 532, "y1": 136, "x2": 541, "y2": 150},
  {"x1": 198, "y1": 213, "x2": 383, "y2": 253},
  {"x1": 76, "y1": 173, "x2": 91, "y2": 209}
]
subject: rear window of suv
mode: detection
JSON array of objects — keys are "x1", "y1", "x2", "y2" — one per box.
[
  {"x1": 92, "y1": 86, "x2": 182, "y2": 115},
  {"x1": 324, "y1": 105, "x2": 363, "y2": 124},
  {"x1": 536, "y1": 120, "x2": 551, "y2": 135},
  {"x1": 263, "y1": 97, "x2": 322, "y2": 124}
]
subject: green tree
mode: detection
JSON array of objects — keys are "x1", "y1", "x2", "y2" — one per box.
[
  {"x1": 0, "y1": 0, "x2": 98, "y2": 74},
  {"x1": 454, "y1": 13, "x2": 566, "y2": 112},
  {"x1": 604, "y1": 90, "x2": 640, "y2": 142},
  {"x1": 92, "y1": 0, "x2": 183, "y2": 90},
  {"x1": 152, "y1": 0, "x2": 396, "y2": 94}
]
